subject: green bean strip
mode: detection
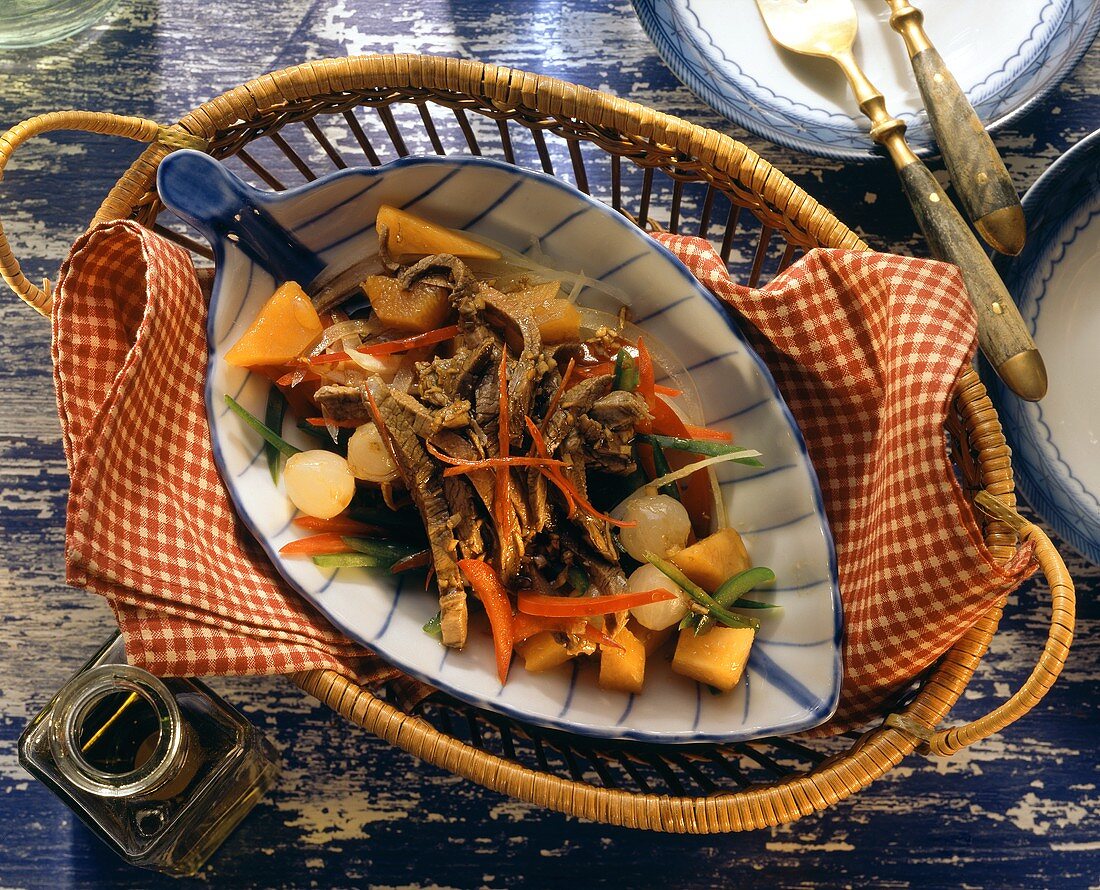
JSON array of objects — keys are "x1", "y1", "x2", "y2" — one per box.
[
  {"x1": 613, "y1": 347, "x2": 639, "y2": 392},
  {"x1": 264, "y1": 387, "x2": 289, "y2": 483},
  {"x1": 225, "y1": 394, "x2": 301, "y2": 458},
  {"x1": 732, "y1": 598, "x2": 782, "y2": 610},
  {"x1": 311, "y1": 553, "x2": 392, "y2": 568},
  {"x1": 637, "y1": 433, "x2": 763, "y2": 465},
  {"x1": 568, "y1": 566, "x2": 589, "y2": 596},
  {"x1": 650, "y1": 440, "x2": 680, "y2": 501},
  {"x1": 644, "y1": 552, "x2": 759, "y2": 630},
  {"x1": 341, "y1": 536, "x2": 421, "y2": 561},
  {"x1": 697, "y1": 566, "x2": 776, "y2": 634},
  {"x1": 423, "y1": 612, "x2": 443, "y2": 639}
]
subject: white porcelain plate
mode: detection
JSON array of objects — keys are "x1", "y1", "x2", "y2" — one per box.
[
  {"x1": 633, "y1": 0, "x2": 1100, "y2": 160},
  {"x1": 160, "y1": 153, "x2": 843, "y2": 743},
  {"x1": 988, "y1": 130, "x2": 1100, "y2": 566}
]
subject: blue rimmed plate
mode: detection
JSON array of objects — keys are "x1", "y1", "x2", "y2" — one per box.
[
  {"x1": 987, "y1": 130, "x2": 1100, "y2": 566},
  {"x1": 633, "y1": 0, "x2": 1100, "y2": 161},
  {"x1": 159, "y1": 152, "x2": 842, "y2": 743}
]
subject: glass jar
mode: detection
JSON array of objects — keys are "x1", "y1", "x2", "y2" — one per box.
[
  {"x1": 0, "y1": 0, "x2": 119, "y2": 50},
  {"x1": 19, "y1": 636, "x2": 279, "y2": 877}
]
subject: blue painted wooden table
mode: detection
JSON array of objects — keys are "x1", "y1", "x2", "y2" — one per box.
[{"x1": 0, "y1": 2, "x2": 1097, "y2": 887}]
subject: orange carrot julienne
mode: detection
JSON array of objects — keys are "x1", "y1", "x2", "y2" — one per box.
[
  {"x1": 653, "y1": 383, "x2": 683, "y2": 397},
  {"x1": 636, "y1": 337, "x2": 656, "y2": 410},
  {"x1": 293, "y1": 515, "x2": 388, "y2": 536},
  {"x1": 279, "y1": 533, "x2": 357, "y2": 557},
  {"x1": 495, "y1": 351, "x2": 512, "y2": 546},
  {"x1": 683, "y1": 423, "x2": 733, "y2": 442},
  {"x1": 442, "y1": 456, "x2": 566, "y2": 477},
  {"x1": 304, "y1": 417, "x2": 361, "y2": 429},
  {"x1": 517, "y1": 588, "x2": 676, "y2": 617},
  {"x1": 457, "y1": 559, "x2": 514, "y2": 685}
]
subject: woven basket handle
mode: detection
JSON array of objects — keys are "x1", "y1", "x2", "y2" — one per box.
[
  {"x1": 888, "y1": 492, "x2": 1075, "y2": 755},
  {"x1": 0, "y1": 110, "x2": 205, "y2": 316}
]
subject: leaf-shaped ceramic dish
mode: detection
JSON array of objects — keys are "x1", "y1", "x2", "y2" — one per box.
[{"x1": 158, "y1": 151, "x2": 842, "y2": 742}]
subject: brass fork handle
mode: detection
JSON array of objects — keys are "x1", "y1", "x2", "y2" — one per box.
[
  {"x1": 887, "y1": 0, "x2": 1025, "y2": 256},
  {"x1": 828, "y1": 56, "x2": 1046, "y2": 401}
]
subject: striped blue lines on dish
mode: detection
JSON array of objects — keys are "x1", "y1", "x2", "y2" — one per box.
[
  {"x1": 739, "y1": 510, "x2": 817, "y2": 536},
  {"x1": 215, "y1": 260, "x2": 256, "y2": 347},
  {"x1": 557, "y1": 662, "x2": 581, "y2": 718},
  {"x1": 770, "y1": 578, "x2": 830, "y2": 592},
  {"x1": 596, "y1": 249, "x2": 650, "y2": 283},
  {"x1": 756, "y1": 637, "x2": 833, "y2": 648},
  {"x1": 691, "y1": 683, "x2": 702, "y2": 730},
  {"x1": 216, "y1": 372, "x2": 254, "y2": 421},
  {"x1": 315, "y1": 566, "x2": 339, "y2": 595},
  {"x1": 438, "y1": 646, "x2": 451, "y2": 671},
  {"x1": 743, "y1": 668, "x2": 750, "y2": 721},
  {"x1": 633, "y1": 292, "x2": 694, "y2": 324},
  {"x1": 616, "y1": 694, "x2": 636, "y2": 726},
  {"x1": 459, "y1": 179, "x2": 525, "y2": 230},
  {"x1": 522, "y1": 207, "x2": 589, "y2": 253},
  {"x1": 295, "y1": 178, "x2": 384, "y2": 231},
  {"x1": 746, "y1": 645, "x2": 823, "y2": 712},
  {"x1": 271, "y1": 511, "x2": 297, "y2": 538},
  {"x1": 686, "y1": 350, "x2": 738, "y2": 372},
  {"x1": 719, "y1": 463, "x2": 797, "y2": 487},
  {"x1": 706, "y1": 396, "x2": 771, "y2": 425},
  {"x1": 372, "y1": 576, "x2": 406, "y2": 642}
]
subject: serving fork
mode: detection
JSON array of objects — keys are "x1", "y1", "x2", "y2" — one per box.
[
  {"x1": 755, "y1": 0, "x2": 1046, "y2": 401},
  {"x1": 885, "y1": 0, "x2": 1025, "y2": 256}
]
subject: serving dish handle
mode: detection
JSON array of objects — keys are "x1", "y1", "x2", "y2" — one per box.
[{"x1": 0, "y1": 110, "x2": 207, "y2": 316}]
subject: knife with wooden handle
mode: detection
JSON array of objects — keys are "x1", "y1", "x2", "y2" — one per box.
[{"x1": 886, "y1": 0, "x2": 1026, "y2": 256}]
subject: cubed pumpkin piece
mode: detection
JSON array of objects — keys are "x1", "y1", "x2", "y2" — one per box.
[
  {"x1": 516, "y1": 631, "x2": 573, "y2": 673},
  {"x1": 670, "y1": 527, "x2": 751, "y2": 593},
  {"x1": 508, "y1": 281, "x2": 581, "y2": 343},
  {"x1": 630, "y1": 621, "x2": 674, "y2": 657},
  {"x1": 376, "y1": 204, "x2": 501, "y2": 260},
  {"x1": 598, "y1": 626, "x2": 646, "y2": 694},
  {"x1": 225, "y1": 281, "x2": 323, "y2": 368},
  {"x1": 362, "y1": 275, "x2": 452, "y2": 333},
  {"x1": 671, "y1": 625, "x2": 754, "y2": 692}
]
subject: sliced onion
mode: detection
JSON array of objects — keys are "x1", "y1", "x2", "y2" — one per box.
[{"x1": 308, "y1": 318, "x2": 383, "y2": 359}]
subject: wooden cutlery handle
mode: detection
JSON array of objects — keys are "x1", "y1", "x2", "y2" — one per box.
[
  {"x1": 895, "y1": 159, "x2": 1046, "y2": 400},
  {"x1": 889, "y1": 3, "x2": 1026, "y2": 256}
]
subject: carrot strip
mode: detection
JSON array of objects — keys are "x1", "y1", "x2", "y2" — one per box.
[
  {"x1": 539, "y1": 356, "x2": 576, "y2": 434},
  {"x1": 442, "y1": 457, "x2": 566, "y2": 477},
  {"x1": 307, "y1": 351, "x2": 351, "y2": 366},
  {"x1": 653, "y1": 383, "x2": 683, "y2": 397},
  {"x1": 636, "y1": 337, "x2": 656, "y2": 410},
  {"x1": 304, "y1": 417, "x2": 361, "y2": 429},
  {"x1": 391, "y1": 549, "x2": 431, "y2": 573},
  {"x1": 683, "y1": 423, "x2": 733, "y2": 442},
  {"x1": 511, "y1": 613, "x2": 624, "y2": 651},
  {"x1": 359, "y1": 324, "x2": 460, "y2": 357},
  {"x1": 457, "y1": 559, "x2": 515, "y2": 685},
  {"x1": 517, "y1": 588, "x2": 676, "y2": 617},
  {"x1": 575, "y1": 360, "x2": 615, "y2": 378},
  {"x1": 279, "y1": 533, "x2": 357, "y2": 557},
  {"x1": 293, "y1": 516, "x2": 389, "y2": 536}
]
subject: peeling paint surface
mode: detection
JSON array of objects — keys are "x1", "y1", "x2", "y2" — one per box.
[{"x1": 0, "y1": 1, "x2": 1097, "y2": 887}]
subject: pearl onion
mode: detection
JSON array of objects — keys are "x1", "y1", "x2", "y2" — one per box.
[
  {"x1": 618, "y1": 494, "x2": 692, "y2": 562},
  {"x1": 284, "y1": 450, "x2": 356, "y2": 519},
  {"x1": 627, "y1": 563, "x2": 690, "y2": 630},
  {"x1": 346, "y1": 422, "x2": 398, "y2": 483}
]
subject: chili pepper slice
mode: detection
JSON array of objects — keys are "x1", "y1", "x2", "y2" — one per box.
[{"x1": 280, "y1": 533, "x2": 357, "y2": 556}]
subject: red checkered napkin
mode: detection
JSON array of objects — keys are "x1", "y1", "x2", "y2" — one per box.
[{"x1": 52, "y1": 219, "x2": 1031, "y2": 730}]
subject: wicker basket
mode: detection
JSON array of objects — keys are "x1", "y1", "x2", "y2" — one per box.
[{"x1": 0, "y1": 54, "x2": 1075, "y2": 833}]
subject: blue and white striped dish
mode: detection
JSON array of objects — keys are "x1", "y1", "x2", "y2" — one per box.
[
  {"x1": 160, "y1": 152, "x2": 842, "y2": 743},
  {"x1": 633, "y1": 0, "x2": 1100, "y2": 161},
  {"x1": 987, "y1": 129, "x2": 1100, "y2": 567}
]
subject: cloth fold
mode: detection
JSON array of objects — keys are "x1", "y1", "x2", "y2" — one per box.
[{"x1": 52, "y1": 219, "x2": 1031, "y2": 730}]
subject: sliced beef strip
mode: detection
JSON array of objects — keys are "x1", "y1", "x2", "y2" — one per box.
[
  {"x1": 315, "y1": 384, "x2": 372, "y2": 424},
  {"x1": 367, "y1": 379, "x2": 468, "y2": 648}
]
